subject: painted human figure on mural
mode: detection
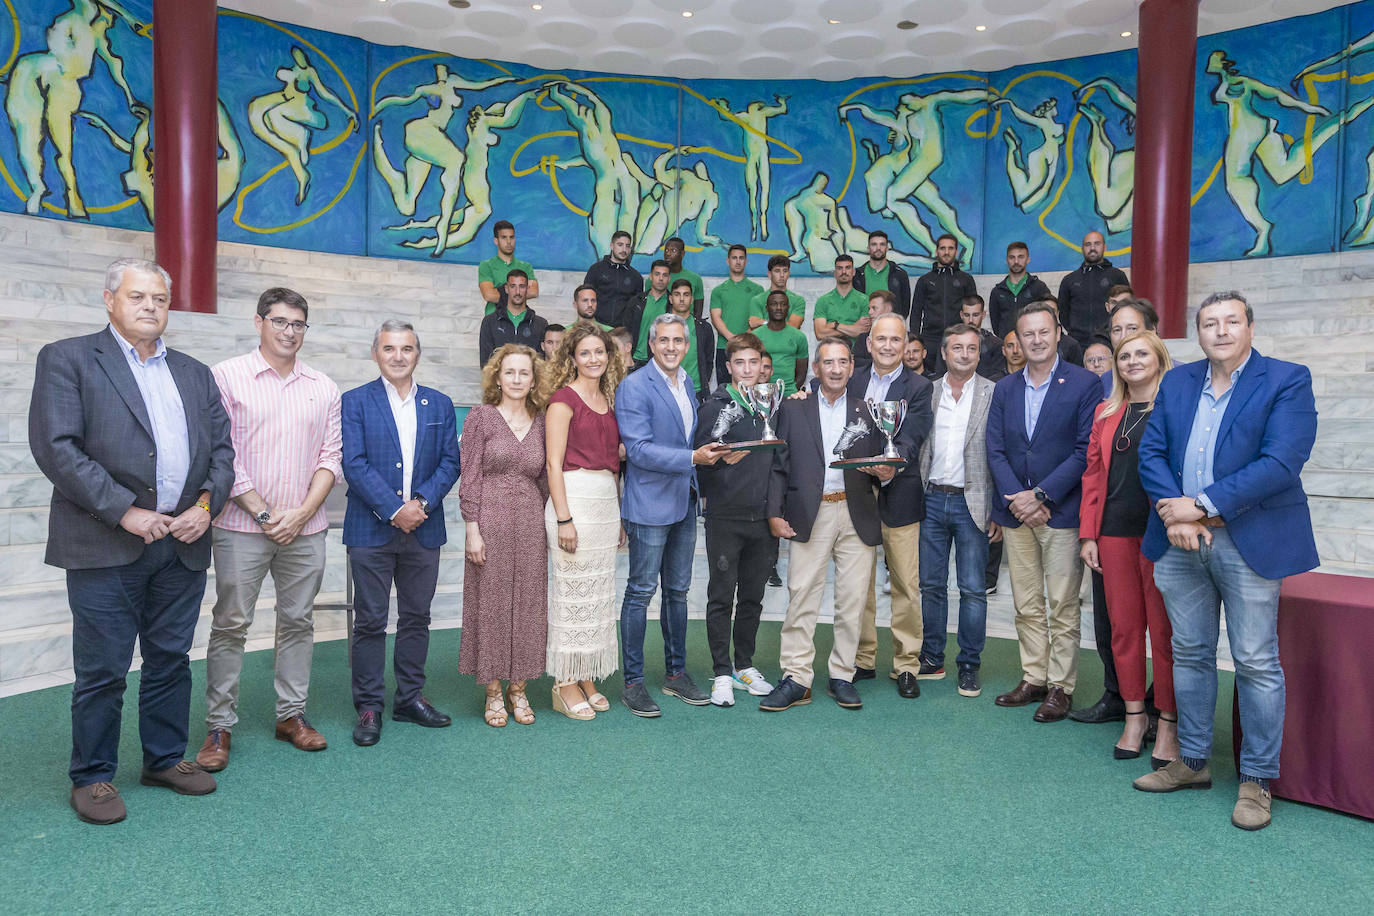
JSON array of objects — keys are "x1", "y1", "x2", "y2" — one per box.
[
  {"x1": 708, "y1": 94, "x2": 788, "y2": 241},
  {"x1": 543, "y1": 79, "x2": 645, "y2": 257},
  {"x1": 1291, "y1": 31, "x2": 1374, "y2": 246},
  {"x1": 77, "y1": 100, "x2": 244, "y2": 222},
  {"x1": 840, "y1": 87, "x2": 991, "y2": 267},
  {"x1": 628, "y1": 145, "x2": 722, "y2": 254},
  {"x1": 1073, "y1": 77, "x2": 1136, "y2": 236},
  {"x1": 373, "y1": 63, "x2": 514, "y2": 255},
  {"x1": 248, "y1": 46, "x2": 358, "y2": 206},
  {"x1": 1205, "y1": 49, "x2": 1374, "y2": 256},
  {"x1": 396, "y1": 88, "x2": 538, "y2": 255},
  {"x1": 3, "y1": 0, "x2": 144, "y2": 218},
  {"x1": 783, "y1": 171, "x2": 931, "y2": 274},
  {"x1": 993, "y1": 97, "x2": 1064, "y2": 211}
]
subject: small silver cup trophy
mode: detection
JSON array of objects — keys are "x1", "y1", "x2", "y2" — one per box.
[
  {"x1": 728, "y1": 380, "x2": 785, "y2": 451},
  {"x1": 867, "y1": 398, "x2": 908, "y2": 461}
]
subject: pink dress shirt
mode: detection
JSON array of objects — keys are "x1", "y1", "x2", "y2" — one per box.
[{"x1": 211, "y1": 348, "x2": 343, "y2": 535}]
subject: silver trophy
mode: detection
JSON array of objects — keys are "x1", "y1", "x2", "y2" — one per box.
[
  {"x1": 866, "y1": 398, "x2": 908, "y2": 460},
  {"x1": 710, "y1": 400, "x2": 748, "y2": 444},
  {"x1": 745, "y1": 381, "x2": 785, "y2": 443}
]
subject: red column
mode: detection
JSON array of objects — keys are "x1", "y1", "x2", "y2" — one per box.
[
  {"x1": 1130, "y1": 0, "x2": 1199, "y2": 339},
  {"x1": 153, "y1": 0, "x2": 218, "y2": 313}
]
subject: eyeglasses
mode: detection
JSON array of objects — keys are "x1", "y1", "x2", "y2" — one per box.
[{"x1": 266, "y1": 317, "x2": 309, "y2": 333}]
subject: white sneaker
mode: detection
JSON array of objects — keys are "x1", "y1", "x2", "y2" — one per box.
[
  {"x1": 732, "y1": 667, "x2": 774, "y2": 696},
  {"x1": 711, "y1": 675, "x2": 735, "y2": 707}
]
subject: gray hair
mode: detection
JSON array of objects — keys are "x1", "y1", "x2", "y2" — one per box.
[
  {"x1": 1196, "y1": 290, "x2": 1253, "y2": 326},
  {"x1": 105, "y1": 258, "x2": 171, "y2": 294},
  {"x1": 372, "y1": 318, "x2": 421, "y2": 353},
  {"x1": 649, "y1": 312, "x2": 688, "y2": 339}
]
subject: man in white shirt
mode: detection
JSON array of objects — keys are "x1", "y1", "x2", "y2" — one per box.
[
  {"x1": 917, "y1": 324, "x2": 1000, "y2": 698},
  {"x1": 338, "y1": 320, "x2": 460, "y2": 746}
]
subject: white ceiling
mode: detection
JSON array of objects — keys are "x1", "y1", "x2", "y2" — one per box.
[{"x1": 219, "y1": 0, "x2": 1353, "y2": 81}]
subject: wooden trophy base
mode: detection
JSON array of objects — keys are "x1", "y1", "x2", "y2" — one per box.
[
  {"x1": 725, "y1": 439, "x2": 785, "y2": 452},
  {"x1": 828, "y1": 455, "x2": 907, "y2": 470}
]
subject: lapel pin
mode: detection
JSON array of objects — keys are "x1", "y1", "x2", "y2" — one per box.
[
  {"x1": 1057, "y1": 378, "x2": 1064, "y2": 384},
  {"x1": 421, "y1": 398, "x2": 428, "y2": 405}
]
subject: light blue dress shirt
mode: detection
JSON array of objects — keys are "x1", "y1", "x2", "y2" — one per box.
[
  {"x1": 109, "y1": 325, "x2": 190, "y2": 513},
  {"x1": 1182, "y1": 352, "x2": 1253, "y2": 517},
  {"x1": 1022, "y1": 356, "x2": 1060, "y2": 440},
  {"x1": 817, "y1": 388, "x2": 849, "y2": 494}
]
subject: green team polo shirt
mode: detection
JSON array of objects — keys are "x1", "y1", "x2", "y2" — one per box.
[
  {"x1": 813, "y1": 287, "x2": 870, "y2": 327},
  {"x1": 709, "y1": 277, "x2": 764, "y2": 348},
  {"x1": 752, "y1": 324, "x2": 810, "y2": 396},
  {"x1": 507, "y1": 307, "x2": 529, "y2": 328},
  {"x1": 862, "y1": 263, "x2": 891, "y2": 295},
  {"x1": 479, "y1": 255, "x2": 536, "y2": 315},
  {"x1": 748, "y1": 289, "x2": 806, "y2": 325},
  {"x1": 634, "y1": 291, "x2": 670, "y2": 362},
  {"x1": 645, "y1": 268, "x2": 704, "y2": 303}
]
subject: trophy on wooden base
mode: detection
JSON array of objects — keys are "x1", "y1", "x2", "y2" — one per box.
[
  {"x1": 829, "y1": 398, "x2": 908, "y2": 470},
  {"x1": 728, "y1": 380, "x2": 786, "y2": 452}
]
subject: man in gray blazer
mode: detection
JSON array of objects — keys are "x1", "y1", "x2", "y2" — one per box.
[
  {"x1": 916, "y1": 323, "x2": 1000, "y2": 698},
  {"x1": 29, "y1": 258, "x2": 234, "y2": 825}
]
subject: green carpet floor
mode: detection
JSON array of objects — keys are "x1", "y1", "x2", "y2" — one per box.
[{"x1": 1, "y1": 623, "x2": 1369, "y2": 914}]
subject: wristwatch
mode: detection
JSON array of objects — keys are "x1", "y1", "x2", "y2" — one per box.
[
  {"x1": 414, "y1": 495, "x2": 431, "y2": 514},
  {"x1": 254, "y1": 509, "x2": 272, "y2": 527},
  {"x1": 1032, "y1": 487, "x2": 1048, "y2": 504},
  {"x1": 1194, "y1": 497, "x2": 1208, "y2": 516}
]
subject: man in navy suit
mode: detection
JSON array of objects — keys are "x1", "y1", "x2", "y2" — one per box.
[
  {"x1": 615, "y1": 313, "x2": 734, "y2": 717},
  {"x1": 30, "y1": 259, "x2": 234, "y2": 824},
  {"x1": 1132, "y1": 292, "x2": 1318, "y2": 832},
  {"x1": 986, "y1": 302, "x2": 1101, "y2": 722},
  {"x1": 341, "y1": 320, "x2": 461, "y2": 746}
]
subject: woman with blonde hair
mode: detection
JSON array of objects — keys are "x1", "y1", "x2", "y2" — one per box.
[
  {"x1": 544, "y1": 323, "x2": 626, "y2": 719},
  {"x1": 458, "y1": 344, "x2": 550, "y2": 726},
  {"x1": 1079, "y1": 331, "x2": 1178, "y2": 767}
]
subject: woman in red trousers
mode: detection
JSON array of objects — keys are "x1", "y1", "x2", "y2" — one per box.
[{"x1": 1080, "y1": 331, "x2": 1179, "y2": 768}]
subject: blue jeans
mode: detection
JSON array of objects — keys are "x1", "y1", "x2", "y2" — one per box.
[
  {"x1": 1152, "y1": 528, "x2": 1284, "y2": 778},
  {"x1": 621, "y1": 506, "x2": 697, "y2": 685},
  {"x1": 918, "y1": 489, "x2": 989, "y2": 670}
]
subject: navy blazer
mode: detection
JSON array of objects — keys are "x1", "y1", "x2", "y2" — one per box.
[
  {"x1": 986, "y1": 359, "x2": 1101, "y2": 529},
  {"x1": 1138, "y1": 351, "x2": 1318, "y2": 579},
  {"x1": 29, "y1": 330, "x2": 235, "y2": 571},
  {"x1": 846, "y1": 367, "x2": 934, "y2": 529},
  {"x1": 341, "y1": 379, "x2": 461, "y2": 549},
  {"x1": 616, "y1": 362, "x2": 699, "y2": 526}
]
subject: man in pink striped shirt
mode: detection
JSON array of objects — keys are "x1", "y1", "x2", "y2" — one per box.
[{"x1": 196, "y1": 288, "x2": 343, "y2": 769}]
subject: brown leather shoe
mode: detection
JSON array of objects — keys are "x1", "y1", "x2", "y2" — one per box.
[
  {"x1": 195, "y1": 729, "x2": 231, "y2": 772},
  {"x1": 275, "y1": 714, "x2": 327, "y2": 751},
  {"x1": 994, "y1": 679, "x2": 1049, "y2": 707},
  {"x1": 1033, "y1": 686, "x2": 1073, "y2": 722},
  {"x1": 140, "y1": 760, "x2": 217, "y2": 796},
  {"x1": 70, "y1": 782, "x2": 126, "y2": 825}
]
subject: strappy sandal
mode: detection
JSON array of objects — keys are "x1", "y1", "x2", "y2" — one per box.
[
  {"x1": 484, "y1": 689, "x2": 508, "y2": 727},
  {"x1": 552, "y1": 684, "x2": 595, "y2": 721},
  {"x1": 1151, "y1": 713, "x2": 1179, "y2": 770},
  {"x1": 507, "y1": 685, "x2": 535, "y2": 725},
  {"x1": 1113, "y1": 710, "x2": 1147, "y2": 759},
  {"x1": 580, "y1": 681, "x2": 610, "y2": 713}
]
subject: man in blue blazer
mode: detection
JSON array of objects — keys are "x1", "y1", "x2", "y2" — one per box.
[
  {"x1": 1132, "y1": 292, "x2": 1317, "y2": 832},
  {"x1": 986, "y1": 302, "x2": 1101, "y2": 722},
  {"x1": 616, "y1": 312, "x2": 733, "y2": 717},
  {"x1": 341, "y1": 320, "x2": 460, "y2": 746}
]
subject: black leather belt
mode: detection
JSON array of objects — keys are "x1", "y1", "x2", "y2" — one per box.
[{"x1": 928, "y1": 484, "x2": 964, "y2": 494}]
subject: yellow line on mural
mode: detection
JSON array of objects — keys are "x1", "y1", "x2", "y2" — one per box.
[
  {"x1": 1191, "y1": 157, "x2": 1223, "y2": 205},
  {"x1": 542, "y1": 157, "x2": 588, "y2": 217},
  {"x1": 1, "y1": 0, "x2": 19, "y2": 78},
  {"x1": 234, "y1": 144, "x2": 366, "y2": 234}
]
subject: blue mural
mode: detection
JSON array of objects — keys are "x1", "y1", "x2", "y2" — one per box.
[{"x1": 3, "y1": 0, "x2": 1374, "y2": 276}]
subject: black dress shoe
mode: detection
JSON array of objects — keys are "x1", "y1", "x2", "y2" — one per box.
[
  {"x1": 896, "y1": 672, "x2": 921, "y2": 699},
  {"x1": 853, "y1": 666, "x2": 876, "y2": 682},
  {"x1": 1068, "y1": 692, "x2": 1126, "y2": 724},
  {"x1": 353, "y1": 710, "x2": 382, "y2": 746},
  {"x1": 827, "y1": 678, "x2": 863, "y2": 709},
  {"x1": 392, "y1": 697, "x2": 452, "y2": 728}
]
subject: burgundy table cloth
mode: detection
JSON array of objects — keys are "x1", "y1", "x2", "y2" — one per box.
[{"x1": 1232, "y1": 571, "x2": 1374, "y2": 820}]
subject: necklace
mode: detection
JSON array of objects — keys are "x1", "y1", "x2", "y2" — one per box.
[{"x1": 1113, "y1": 403, "x2": 1149, "y2": 453}]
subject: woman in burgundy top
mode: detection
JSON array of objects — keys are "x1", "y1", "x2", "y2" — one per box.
[
  {"x1": 544, "y1": 323, "x2": 625, "y2": 720},
  {"x1": 1080, "y1": 331, "x2": 1179, "y2": 767},
  {"x1": 459, "y1": 344, "x2": 549, "y2": 727}
]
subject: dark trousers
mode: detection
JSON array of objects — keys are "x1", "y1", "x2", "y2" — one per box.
[
  {"x1": 66, "y1": 537, "x2": 206, "y2": 786},
  {"x1": 348, "y1": 532, "x2": 441, "y2": 712},
  {"x1": 714, "y1": 349, "x2": 730, "y2": 394},
  {"x1": 704, "y1": 517, "x2": 772, "y2": 676},
  {"x1": 921, "y1": 334, "x2": 944, "y2": 375},
  {"x1": 1091, "y1": 569, "x2": 1121, "y2": 699},
  {"x1": 985, "y1": 538, "x2": 1002, "y2": 590}
]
